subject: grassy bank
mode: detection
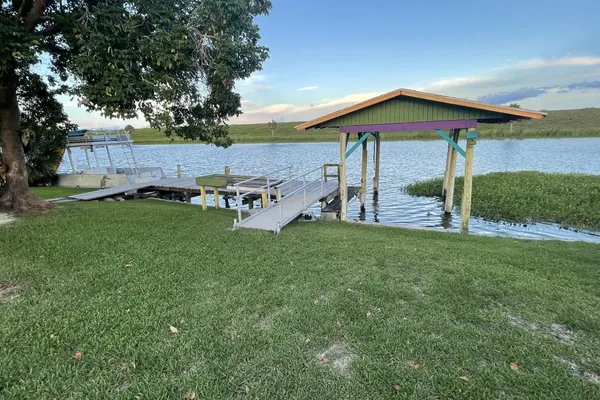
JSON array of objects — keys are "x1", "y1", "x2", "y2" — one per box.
[
  {"x1": 130, "y1": 108, "x2": 600, "y2": 144},
  {"x1": 30, "y1": 187, "x2": 91, "y2": 199},
  {"x1": 1, "y1": 198, "x2": 600, "y2": 399},
  {"x1": 406, "y1": 172, "x2": 600, "y2": 231}
]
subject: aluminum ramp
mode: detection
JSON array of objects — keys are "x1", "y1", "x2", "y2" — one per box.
[{"x1": 236, "y1": 180, "x2": 339, "y2": 232}]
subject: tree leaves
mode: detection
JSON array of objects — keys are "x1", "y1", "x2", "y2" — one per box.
[{"x1": 2, "y1": 0, "x2": 272, "y2": 152}]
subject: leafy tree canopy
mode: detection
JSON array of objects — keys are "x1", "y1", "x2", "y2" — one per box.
[
  {"x1": 0, "y1": 0, "x2": 271, "y2": 211},
  {"x1": 2, "y1": 0, "x2": 271, "y2": 145}
]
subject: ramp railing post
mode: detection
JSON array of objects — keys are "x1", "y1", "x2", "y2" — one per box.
[
  {"x1": 321, "y1": 165, "x2": 325, "y2": 198},
  {"x1": 279, "y1": 199, "x2": 283, "y2": 226},
  {"x1": 266, "y1": 176, "x2": 270, "y2": 208},
  {"x1": 303, "y1": 175, "x2": 307, "y2": 209},
  {"x1": 236, "y1": 185, "x2": 242, "y2": 224}
]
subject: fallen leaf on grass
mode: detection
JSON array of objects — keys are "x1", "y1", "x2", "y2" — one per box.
[
  {"x1": 124, "y1": 308, "x2": 131, "y2": 313},
  {"x1": 183, "y1": 391, "x2": 196, "y2": 399},
  {"x1": 510, "y1": 362, "x2": 520, "y2": 371},
  {"x1": 409, "y1": 362, "x2": 420, "y2": 369},
  {"x1": 73, "y1": 352, "x2": 82, "y2": 360},
  {"x1": 337, "y1": 321, "x2": 343, "y2": 327},
  {"x1": 320, "y1": 357, "x2": 329, "y2": 364},
  {"x1": 367, "y1": 311, "x2": 373, "y2": 317},
  {"x1": 458, "y1": 376, "x2": 469, "y2": 382},
  {"x1": 313, "y1": 299, "x2": 319, "y2": 305},
  {"x1": 393, "y1": 385, "x2": 401, "y2": 391},
  {"x1": 170, "y1": 326, "x2": 179, "y2": 334}
]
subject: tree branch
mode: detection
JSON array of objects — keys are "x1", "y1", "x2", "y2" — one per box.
[
  {"x1": 24, "y1": 0, "x2": 55, "y2": 31},
  {"x1": 41, "y1": 21, "x2": 61, "y2": 36},
  {"x1": 12, "y1": 0, "x2": 24, "y2": 12}
]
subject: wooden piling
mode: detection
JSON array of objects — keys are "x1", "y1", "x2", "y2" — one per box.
[
  {"x1": 373, "y1": 132, "x2": 381, "y2": 196},
  {"x1": 177, "y1": 165, "x2": 182, "y2": 178},
  {"x1": 442, "y1": 139, "x2": 453, "y2": 197},
  {"x1": 213, "y1": 189, "x2": 219, "y2": 209},
  {"x1": 339, "y1": 132, "x2": 348, "y2": 222},
  {"x1": 360, "y1": 134, "x2": 368, "y2": 209},
  {"x1": 444, "y1": 129, "x2": 460, "y2": 213},
  {"x1": 200, "y1": 186, "x2": 207, "y2": 210},
  {"x1": 261, "y1": 191, "x2": 268, "y2": 208},
  {"x1": 460, "y1": 129, "x2": 477, "y2": 233},
  {"x1": 224, "y1": 166, "x2": 230, "y2": 175}
]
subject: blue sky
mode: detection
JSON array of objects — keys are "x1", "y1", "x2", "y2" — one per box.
[{"x1": 62, "y1": 0, "x2": 600, "y2": 127}]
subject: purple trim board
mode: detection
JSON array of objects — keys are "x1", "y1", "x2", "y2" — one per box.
[{"x1": 339, "y1": 119, "x2": 478, "y2": 133}]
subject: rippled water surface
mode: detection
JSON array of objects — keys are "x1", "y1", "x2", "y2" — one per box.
[{"x1": 60, "y1": 137, "x2": 600, "y2": 242}]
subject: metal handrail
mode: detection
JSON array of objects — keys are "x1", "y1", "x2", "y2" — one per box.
[
  {"x1": 234, "y1": 165, "x2": 293, "y2": 225},
  {"x1": 234, "y1": 164, "x2": 341, "y2": 231},
  {"x1": 235, "y1": 165, "x2": 293, "y2": 187}
]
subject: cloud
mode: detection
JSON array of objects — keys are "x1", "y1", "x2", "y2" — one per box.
[
  {"x1": 297, "y1": 86, "x2": 319, "y2": 92},
  {"x1": 477, "y1": 87, "x2": 548, "y2": 104},
  {"x1": 424, "y1": 56, "x2": 600, "y2": 95},
  {"x1": 237, "y1": 73, "x2": 273, "y2": 93},
  {"x1": 232, "y1": 92, "x2": 382, "y2": 124},
  {"x1": 428, "y1": 76, "x2": 498, "y2": 91},
  {"x1": 477, "y1": 80, "x2": 600, "y2": 105},
  {"x1": 514, "y1": 56, "x2": 600, "y2": 70},
  {"x1": 557, "y1": 80, "x2": 600, "y2": 93}
]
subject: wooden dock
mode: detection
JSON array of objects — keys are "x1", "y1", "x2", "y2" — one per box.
[
  {"x1": 67, "y1": 164, "x2": 354, "y2": 233},
  {"x1": 68, "y1": 177, "x2": 288, "y2": 202}
]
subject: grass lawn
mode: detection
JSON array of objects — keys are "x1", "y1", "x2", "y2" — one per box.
[
  {"x1": 1, "y1": 200, "x2": 600, "y2": 399},
  {"x1": 30, "y1": 187, "x2": 92, "y2": 199},
  {"x1": 130, "y1": 108, "x2": 600, "y2": 144},
  {"x1": 405, "y1": 172, "x2": 600, "y2": 231}
]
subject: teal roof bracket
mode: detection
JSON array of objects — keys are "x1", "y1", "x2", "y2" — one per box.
[
  {"x1": 435, "y1": 129, "x2": 466, "y2": 158},
  {"x1": 345, "y1": 132, "x2": 373, "y2": 159}
]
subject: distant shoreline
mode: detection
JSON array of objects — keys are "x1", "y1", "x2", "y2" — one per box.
[{"x1": 130, "y1": 108, "x2": 600, "y2": 145}]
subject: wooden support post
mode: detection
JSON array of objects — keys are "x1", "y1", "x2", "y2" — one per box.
[
  {"x1": 185, "y1": 192, "x2": 191, "y2": 203},
  {"x1": 373, "y1": 132, "x2": 381, "y2": 197},
  {"x1": 444, "y1": 129, "x2": 460, "y2": 214},
  {"x1": 261, "y1": 191, "x2": 268, "y2": 208},
  {"x1": 225, "y1": 166, "x2": 230, "y2": 175},
  {"x1": 460, "y1": 129, "x2": 477, "y2": 233},
  {"x1": 213, "y1": 189, "x2": 219, "y2": 209},
  {"x1": 200, "y1": 186, "x2": 207, "y2": 210},
  {"x1": 248, "y1": 199, "x2": 254, "y2": 209},
  {"x1": 177, "y1": 165, "x2": 182, "y2": 178},
  {"x1": 442, "y1": 136, "x2": 453, "y2": 198},
  {"x1": 360, "y1": 134, "x2": 368, "y2": 210},
  {"x1": 276, "y1": 187, "x2": 281, "y2": 201},
  {"x1": 339, "y1": 132, "x2": 348, "y2": 222}
]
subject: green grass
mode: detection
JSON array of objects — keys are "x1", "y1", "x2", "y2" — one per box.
[
  {"x1": 130, "y1": 108, "x2": 600, "y2": 144},
  {"x1": 30, "y1": 187, "x2": 92, "y2": 199},
  {"x1": 405, "y1": 172, "x2": 600, "y2": 231},
  {"x1": 1, "y1": 200, "x2": 600, "y2": 399}
]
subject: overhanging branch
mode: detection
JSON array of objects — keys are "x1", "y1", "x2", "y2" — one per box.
[{"x1": 24, "y1": 0, "x2": 55, "y2": 31}]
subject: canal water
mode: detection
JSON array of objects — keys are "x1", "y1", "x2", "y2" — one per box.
[{"x1": 60, "y1": 137, "x2": 600, "y2": 243}]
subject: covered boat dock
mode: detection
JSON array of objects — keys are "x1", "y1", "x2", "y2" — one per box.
[{"x1": 296, "y1": 89, "x2": 546, "y2": 232}]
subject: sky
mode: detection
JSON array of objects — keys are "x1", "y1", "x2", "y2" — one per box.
[{"x1": 59, "y1": 0, "x2": 600, "y2": 128}]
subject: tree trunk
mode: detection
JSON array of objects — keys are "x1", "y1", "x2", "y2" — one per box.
[{"x1": 0, "y1": 78, "x2": 53, "y2": 213}]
